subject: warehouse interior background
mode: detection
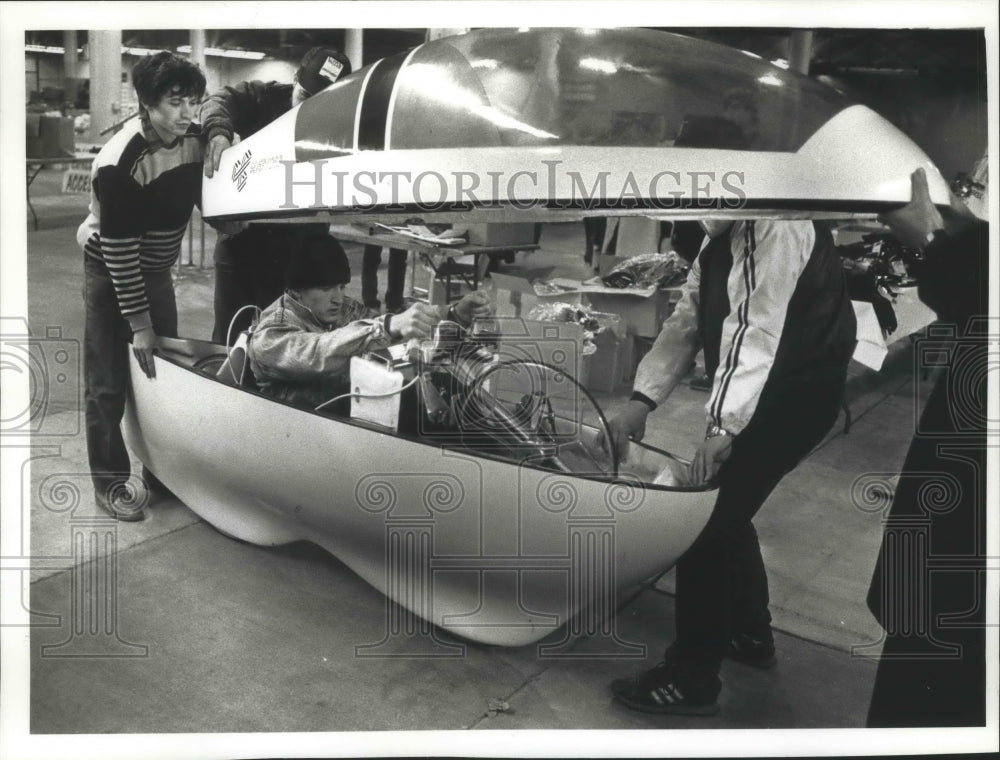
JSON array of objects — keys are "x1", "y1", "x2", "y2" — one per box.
[{"x1": 24, "y1": 26, "x2": 988, "y2": 178}]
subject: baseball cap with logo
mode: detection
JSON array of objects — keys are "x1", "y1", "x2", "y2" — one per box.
[{"x1": 296, "y1": 47, "x2": 352, "y2": 96}]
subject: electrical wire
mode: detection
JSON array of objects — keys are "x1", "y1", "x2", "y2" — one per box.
[{"x1": 225, "y1": 304, "x2": 261, "y2": 384}]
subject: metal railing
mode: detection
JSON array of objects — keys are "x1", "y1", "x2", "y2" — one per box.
[{"x1": 177, "y1": 209, "x2": 209, "y2": 269}]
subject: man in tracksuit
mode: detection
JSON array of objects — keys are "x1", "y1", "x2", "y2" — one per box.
[
  {"x1": 603, "y1": 218, "x2": 857, "y2": 715},
  {"x1": 200, "y1": 47, "x2": 352, "y2": 345}
]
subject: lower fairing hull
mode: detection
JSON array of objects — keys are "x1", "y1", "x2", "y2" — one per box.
[{"x1": 123, "y1": 338, "x2": 716, "y2": 647}]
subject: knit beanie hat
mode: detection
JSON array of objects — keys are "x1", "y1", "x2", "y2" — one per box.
[
  {"x1": 296, "y1": 47, "x2": 352, "y2": 96},
  {"x1": 284, "y1": 235, "x2": 351, "y2": 289}
]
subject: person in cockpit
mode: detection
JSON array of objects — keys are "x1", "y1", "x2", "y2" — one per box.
[{"x1": 246, "y1": 236, "x2": 491, "y2": 413}]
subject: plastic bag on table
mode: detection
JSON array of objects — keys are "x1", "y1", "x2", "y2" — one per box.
[{"x1": 602, "y1": 251, "x2": 689, "y2": 289}]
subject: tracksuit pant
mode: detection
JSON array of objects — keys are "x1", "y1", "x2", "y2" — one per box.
[{"x1": 673, "y1": 362, "x2": 848, "y2": 671}]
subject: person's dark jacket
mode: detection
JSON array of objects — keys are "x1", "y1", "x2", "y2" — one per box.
[
  {"x1": 912, "y1": 222, "x2": 989, "y2": 326},
  {"x1": 199, "y1": 80, "x2": 294, "y2": 144},
  {"x1": 199, "y1": 80, "x2": 327, "y2": 240},
  {"x1": 866, "y1": 220, "x2": 988, "y2": 728}
]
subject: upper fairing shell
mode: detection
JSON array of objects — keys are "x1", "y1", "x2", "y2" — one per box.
[{"x1": 202, "y1": 28, "x2": 951, "y2": 223}]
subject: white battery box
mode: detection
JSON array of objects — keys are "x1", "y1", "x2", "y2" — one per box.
[{"x1": 349, "y1": 354, "x2": 414, "y2": 432}]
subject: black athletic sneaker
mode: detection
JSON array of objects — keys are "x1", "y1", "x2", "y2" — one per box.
[
  {"x1": 610, "y1": 661, "x2": 721, "y2": 716},
  {"x1": 726, "y1": 632, "x2": 777, "y2": 669}
]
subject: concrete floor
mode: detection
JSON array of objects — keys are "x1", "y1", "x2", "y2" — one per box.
[{"x1": 11, "y1": 166, "x2": 944, "y2": 748}]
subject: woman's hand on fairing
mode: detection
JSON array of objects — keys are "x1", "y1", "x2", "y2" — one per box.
[{"x1": 132, "y1": 326, "x2": 157, "y2": 379}]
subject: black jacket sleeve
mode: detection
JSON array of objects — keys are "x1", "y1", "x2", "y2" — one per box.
[
  {"x1": 914, "y1": 221, "x2": 989, "y2": 328},
  {"x1": 199, "y1": 80, "x2": 294, "y2": 143}
]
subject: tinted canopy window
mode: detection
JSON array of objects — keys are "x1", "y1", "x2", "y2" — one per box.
[{"x1": 389, "y1": 28, "x2": 854, "y2": 152}]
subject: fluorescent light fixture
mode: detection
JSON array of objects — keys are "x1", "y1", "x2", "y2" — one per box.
[
  {"x1": 25, "y1": 44, "x2": 71, "y2": 54},
  {"x1": 26, "y1": 41, "x2": 261, "y2": 59},
  {"x1": 579, "y1": 57, "x2": 617, "y2": 75},
  {"x1": 757, "y1": 74, "x2": 784, "y2": 86},
  {"x1": 771, "y1": 58, "x2": 790, "y2": 69},
  {"x1": 176, "y1": 45, "x2": 266, "y2": 60},
  {"x1": 122, "y1": 46, "x2": 161, "y2": 56},
  {"x1": 471, "y1": 59, "x2": 499, "y2": 70}
]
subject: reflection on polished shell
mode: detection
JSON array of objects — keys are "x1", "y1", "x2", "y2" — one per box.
[{"x1": 296, "y1": 27, "x2": 848, "y2": 157}]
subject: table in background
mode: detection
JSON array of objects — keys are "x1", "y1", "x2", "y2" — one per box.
[
  {"x1": 26, "y1": 154, "x2": 94, "y2": 230},
  {"x1": 328, "y1": 224, "x2": 538, "y2": 302}
]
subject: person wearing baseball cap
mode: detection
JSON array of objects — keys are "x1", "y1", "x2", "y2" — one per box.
[
  {"x1": 199, "y1": 47, "x2": 353, "y2": 346},
  {"x1": 294, "y1": 46, "x2": 352, "y2": 99}
]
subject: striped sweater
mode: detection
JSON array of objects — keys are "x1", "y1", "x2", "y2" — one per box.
[{"x1": 77, "y1": 113, "x2": 203, "y2": 331}]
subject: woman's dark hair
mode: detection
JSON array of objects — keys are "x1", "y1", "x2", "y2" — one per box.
[{"x1": 132, "y1": 51, "x2": 206, "y2": 108}]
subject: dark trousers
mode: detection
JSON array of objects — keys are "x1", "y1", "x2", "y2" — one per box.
[
  {"x1": 673, "y1": 366, "x2": 847, "y2": 671},
  {"x1": 361, "y1": 245, "x2": 407, "y2": 312},
  {"x1": 866, "y1": 344, "x2": 986, "y2": 727},
  {"x1": 84, "y1": 256, "x2": 177, "y2": 499},
  {"x1": 212, "y1": 225, "x2": 327, "y2": 345}
]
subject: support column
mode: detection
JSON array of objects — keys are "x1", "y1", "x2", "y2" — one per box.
[
  {"x1": 87, "y1": 30, "x2": 122, "y2": 144},
  {"x1": 789, "y1": 30, "x2": 814, "y2": 75},
  {"x1": 344, "y1": 28, "x2": 363, "y2": 71},
  {"x1": 426, "y1": 29, "x2": 470, "y2": 42},
  {"x1": 63, "y1": 30, "x2": 79, "y2": 108},
  {"x1": 189, "y1": 29, "x2": 209, "y2": 88}
]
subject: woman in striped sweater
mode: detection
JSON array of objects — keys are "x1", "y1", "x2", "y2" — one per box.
[{"x1": 77, "y1": 51, "x2": 205, "y2": 521}]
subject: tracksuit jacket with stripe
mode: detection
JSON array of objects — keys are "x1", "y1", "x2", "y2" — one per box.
[
  {"x1": 634, "y1": 219, "x2": 857, "y2": 434},
  {"x1": 77, "y1": 113, "x2": 203, "y2": 330}
]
